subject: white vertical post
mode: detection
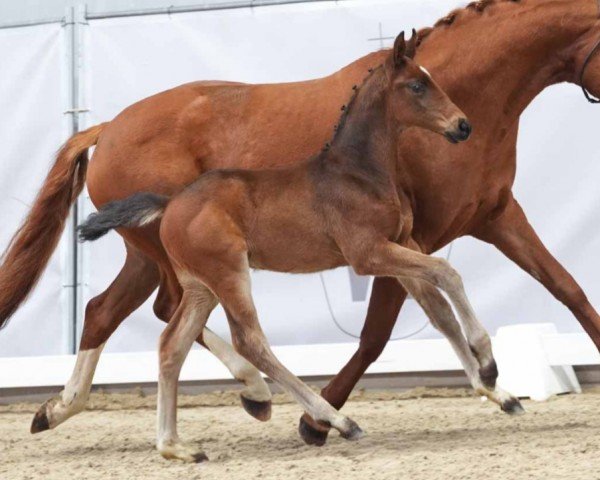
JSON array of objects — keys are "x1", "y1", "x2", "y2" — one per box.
[
  {"x1": 63, "y1": 5, "x2": 87, "y2": 354},
  {"x1": 73, "y1": 4, "x2": 88, "y2": 350}
]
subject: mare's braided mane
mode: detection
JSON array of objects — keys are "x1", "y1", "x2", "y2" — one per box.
[{"x1": 418, "y1": 0, "x2": 522, "y2": 46}]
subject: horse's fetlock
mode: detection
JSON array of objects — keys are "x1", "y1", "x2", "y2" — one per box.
[{"x1": 471, "y1": 331, "x2": 492, "y2": 353}]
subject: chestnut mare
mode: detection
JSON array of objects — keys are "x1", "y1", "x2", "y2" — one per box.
[
  {"x1": 76, "y1": 34, "x2": 498, "y2": 462},
  {"x1": 0, "y1": 0, "x2": 598, "y2": 443}
]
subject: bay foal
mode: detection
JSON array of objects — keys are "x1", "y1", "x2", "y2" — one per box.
[{"x1": 79, "y1": 33, "x2": 513, "y2": 462}]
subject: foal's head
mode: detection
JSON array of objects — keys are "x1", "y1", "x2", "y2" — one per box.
[{"x1": 385, "y1": 31, "x2": 471, "y2": 143}]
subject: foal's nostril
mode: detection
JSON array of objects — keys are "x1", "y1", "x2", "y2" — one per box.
[{"x1": 458, "y1": 118, "x2": 472, "y2": 139}]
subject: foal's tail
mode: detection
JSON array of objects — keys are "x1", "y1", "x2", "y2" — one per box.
[
  {"x1": 77, "y1": 192, "x2": 169, "y2": 242},
  {"x1": 0, "y1": 123, "x2": 106, "y2": 330}
]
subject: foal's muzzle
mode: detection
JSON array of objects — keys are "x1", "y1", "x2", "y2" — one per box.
[{"x1": 444, "y1": 118, "x2": 472, "y2": 144}]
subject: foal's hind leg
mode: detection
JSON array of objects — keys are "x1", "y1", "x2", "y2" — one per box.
[
  {"x1": 31, "y1": 245, "x2": 160, "y2": 433},
  {"x1": 399, "y1": 278, "x2": 523, "y2": 414},
  {"x1": 154, "y1": 272, "x2": 272, "y2": 421},
  {"x1": 204, "y1": 261, "x2": 363, "y2": 440},
  {"x1": 156, "y1": 285, "x2": 217, "y2": 463}
]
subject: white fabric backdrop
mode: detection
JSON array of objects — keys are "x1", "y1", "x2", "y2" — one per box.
[
  {"x1": 81, "y1": 0, "x2": 600, "y2": 352},
  {"x1": 1, "y1": 0, "x2": 599, "y2": 357},
  {"x1": 0, "y1": 24, "x2": 70, "y2": 357}
]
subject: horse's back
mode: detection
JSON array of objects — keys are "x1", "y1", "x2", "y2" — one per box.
[{"x1": 86, "y1": 51, "x2": 388, "y2": 209}]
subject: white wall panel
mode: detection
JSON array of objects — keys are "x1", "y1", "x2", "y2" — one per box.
[
  {"x1": 0, "y1": 24, "x2": 70, "y2": 357},
  {"x1": 2, "y1": 1, "x2": 598, "y2": 359}
]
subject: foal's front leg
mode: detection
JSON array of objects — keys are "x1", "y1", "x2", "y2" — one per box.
[
  {"x1": 399, "y1": 277, "x2": 523, "y2": 414},
  {"x1": 156, "y1": 287, "x2": 217, "y2": 463},
  {"x1": 351, "y1": 241, "x2": 496, "y2": 374}
]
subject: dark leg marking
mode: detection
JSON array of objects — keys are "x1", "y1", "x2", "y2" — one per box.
[{"x1": 479, "y1": 359, "x2": 499, "y2": 389}]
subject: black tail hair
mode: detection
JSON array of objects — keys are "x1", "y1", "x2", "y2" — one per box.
[{"x1": 78, "y1": 192, "x2": 169, "y2": 242}]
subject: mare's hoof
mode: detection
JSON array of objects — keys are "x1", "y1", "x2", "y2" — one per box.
[
  {"x1": 30, "y1": 408, "x2": 50, "y2": 434},
  {"x1": 339, "y1": 419, "x2": 364, "y2": 441},
  {"x1": 298, "y1": 414, "x2": 329, "y2": 447},
  {"x1": 501, "y1": 397, "x2": 526, "y2": 415},
  {"x1": 240, "y1": 395, "x2": 272, "y2": 422}
]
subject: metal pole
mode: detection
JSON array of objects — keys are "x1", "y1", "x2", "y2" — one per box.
[
  {"x1": 73, "y1": 4, "x2": 88, "y2": 353},
  {"x1": 86, "y1": 0, "x2": 346, "y2": 20},
  {"x1": 63, "y1": 5, "x2": 87, "y2": 354},
  {"x1": 0, "y1": 18, "x2": 64, "y2": 30},
  {"x1": 0, "y1": 1, "x2": 346, "y2": 31}
]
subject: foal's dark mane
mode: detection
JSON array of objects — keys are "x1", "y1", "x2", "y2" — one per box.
[
  {"x1": 313, "y1": 65, "x2": 394, "y2": 199},
  {"x1": 326, "y1": 65, "x2": 385, "y2": 149}
]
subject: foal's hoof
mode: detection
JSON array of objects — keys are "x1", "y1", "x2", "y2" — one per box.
[
  {"x1": 501, "y1": 397, "x2": 526, "y2": 416},
  {"x1": 158, "y1": 442, "x2": 209, "y2": 463},
  {"x1": 240, "y1": 395, "x2": 272, "y2": 422},
  {"x1": 339, "y1": 419, "x2": 364, "y2": 441},
  {"x1": 30, "y1": 408, "x2": 50, "y2": 434},
  {"x1": 298, "y1": 414, "x2": 329, "y2": 447}
]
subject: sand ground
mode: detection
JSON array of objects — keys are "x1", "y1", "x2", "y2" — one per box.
[{"x1": 1, "y1": 387, "x2": 599, "y2": 480}]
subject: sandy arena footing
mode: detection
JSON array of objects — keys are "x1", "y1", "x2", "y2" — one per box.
[{"x1": 1, "y1": 387, "x2": 599, "y2": 480}]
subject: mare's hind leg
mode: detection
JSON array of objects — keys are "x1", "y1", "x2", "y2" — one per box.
[
  {"x1": 156, "y1": 284, "x2": 217, "y2": 463},
  {"x1": 399, "y1": 278, "x2": 523, "y2": 414},
  {"x1": 31, "y1": 245, "x2": 160, "y2": 433}
]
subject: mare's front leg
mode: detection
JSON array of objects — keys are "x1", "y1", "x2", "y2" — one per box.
[
  {"x1": 298, "y1": 277, "x2": 407, "y2": 446},
  {"x1": 473, "y1": 196, "x2": 600, "y2": 349}
]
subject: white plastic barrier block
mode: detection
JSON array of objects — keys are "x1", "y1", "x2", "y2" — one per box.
[{"x1": 494, "y1": 323, "x2": 581, "y2": 401}]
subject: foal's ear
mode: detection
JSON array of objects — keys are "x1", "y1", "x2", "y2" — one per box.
[
  {"x1": 406, "y1": 29, "x2": 417, "y2": 60},
  {"x1": 393, "y1": 31, "x2": 407, "y2": 67}
]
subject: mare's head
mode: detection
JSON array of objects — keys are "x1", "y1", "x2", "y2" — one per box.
[{"x1": 385, "y1": 31, "x2": 471, "y2": 143}]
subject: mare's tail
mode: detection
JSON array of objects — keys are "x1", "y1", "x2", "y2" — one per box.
[{"x1": 0, "y1": 123, "x2": 106, "y2": 330}]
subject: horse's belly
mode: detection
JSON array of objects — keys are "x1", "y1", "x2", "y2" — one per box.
[{"x1": 248, "y1": 231, "x2": 345, "y2": 275}]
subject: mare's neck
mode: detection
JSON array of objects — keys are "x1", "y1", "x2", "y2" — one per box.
[{"x1": 418, "y1": 0, "x2": 598, "y2": 121}]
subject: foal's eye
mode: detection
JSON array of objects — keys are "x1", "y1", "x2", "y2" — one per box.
[{"x1": 407, "y1": 81, "x2": 425, "y2": 95}]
